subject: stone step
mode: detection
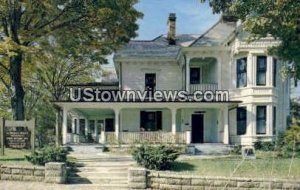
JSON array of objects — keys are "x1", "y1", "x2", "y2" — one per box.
[
  {"x1": 65, "y1": 184, "x2": 129, "y2": 190},
  {"x1": 75, "y1": 158, "x2": 134, "y2": 162},
  {"x1": 75, "y1": 162, "x2": 134, "y2": 167},
  {"x1": 72, "y1": 166, "x2": 130, "y2": 172},
  {"x1": 68, "y1": 176, "x2": 128, "y2": 184},
  {"x1": 69, "y1": 171, "x2": 128, "y2": 178}
]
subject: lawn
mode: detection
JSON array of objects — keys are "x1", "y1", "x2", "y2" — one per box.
[
  {"x1": 172, "y1": 152, "x2": 300, "y2": 180},
  {"x1": 0, "y1": 148, "x2": 32, "y2": 165}
]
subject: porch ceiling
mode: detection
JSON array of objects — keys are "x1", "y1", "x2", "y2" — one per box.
[{"x1": 72, "y1": 108, "x2": 114, "y2": 117}]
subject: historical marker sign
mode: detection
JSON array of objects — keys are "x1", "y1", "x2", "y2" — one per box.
[
  {"x1": 0, "y1": 118, "x2": 35, "y2": 156},
  {"x1": 5, "y1": 130, "x2": 31, "y2": 149}
]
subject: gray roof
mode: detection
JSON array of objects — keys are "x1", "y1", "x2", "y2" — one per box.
[{"x1": 114, "y1": 18, "x2": 236, "y2": 59}]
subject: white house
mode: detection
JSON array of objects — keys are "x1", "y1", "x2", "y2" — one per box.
[{"x1": 55, "y1": 14, "x2": 290, "y2": 146}]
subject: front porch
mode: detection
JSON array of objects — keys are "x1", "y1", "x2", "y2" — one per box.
[{"x1": 57, "y1": 102, "x2": 236, "y2": 145}]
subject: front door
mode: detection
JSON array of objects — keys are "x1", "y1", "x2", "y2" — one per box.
[{"x1": 191, "y1": 114, "x2": 204, "y2": 143}]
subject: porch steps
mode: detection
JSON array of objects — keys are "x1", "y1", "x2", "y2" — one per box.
[
  {"x1": 66, "y1": 144, "x2": 105, "y2": 154},
  {"x1": 67, "y1": 153, "x2": 135, "y2": 190},
  {"x1": 193, "y1": 143, "x2": 232, "y2": 155}
]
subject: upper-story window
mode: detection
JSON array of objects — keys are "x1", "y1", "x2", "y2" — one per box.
[
  {"x1": 190, "y1": 68, "x2": 201, "y2": 84},
  {"x1": 237, "y1": 107, "x2": 247, "y2": 135},
  {"x1": 145, "y1": 73, "x2": 156, "y2": 96},
  {"x1": 256, "y1": 106, "x2": 267, "y2": 135},
  {"x1": 236, "y1": 57, "x2": 247, "y2": 88},
  {"x1": 273, "y1": 58, "x2": 277, "y2": 87},
  {"x1": 256, "y1": 56, "x2": 267, "y2": 86}
]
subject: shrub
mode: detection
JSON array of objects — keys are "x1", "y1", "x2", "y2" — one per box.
[
  {"x1": 26, "y1": 146, "x2": 68, "y2": 165},
  {"x1": 254, "y1": 140, "x2": 275, "y2": 151},
  {"x1": 230, "y1": 145, "x2": 242, "y2": 155},
  {"x1": 131, "y1": 143, "x2": 181, "y2": 170},
  {"x1": 276, "y1": 124, "x2": 300, "y2": 158}
]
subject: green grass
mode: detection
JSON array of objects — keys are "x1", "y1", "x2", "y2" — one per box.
[
  {"x1": 171, "y1": 152, "x2": 300, "y2": 179},
  {"x1": 0, "y1": 148, "x2": 32, "y2": 165}
]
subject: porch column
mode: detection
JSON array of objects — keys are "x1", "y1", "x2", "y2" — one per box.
[
  {"x1": 171, "y1": 108, "x2": 177, "y2": 135},
  {"x1": 186, "y1": 58, "x2": 190, "y2": 92},
  {"x1": 71, "y1": 117, "x2": 76, "y2": 134},
  {"x1": 62, "y1": 107, "x2": 69, "y2": 145},
  {"x1": 223, "y1": 107, "x2": 229, "y2": 144},
  {"x1": 114, "y1": 109, "x2": 120, "y2": 141},
  {"x1": 85, "y1": 118, "x2": 88, "y2": 136},
  {"x1": 76, "y1": 117, "x2": 80, "y2": 134}
]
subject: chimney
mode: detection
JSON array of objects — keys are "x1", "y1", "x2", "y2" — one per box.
[{"x1": 167, "y1": 13, "x2": 176, "y2": 45}]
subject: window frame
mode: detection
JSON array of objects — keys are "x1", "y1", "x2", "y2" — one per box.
[
  {"x1": 256, "y1": 56, "x2": 267, "y2": 86},
  {"x1": 273, "y1": 58, "x2": 277, "y2": 87},
  {"x1": 236, "y1": 57, "x2": 247, "y2": 88},
  {"x1": 237, "y1": 107, "x2": 247, "y2": 135},
  {"x1": 256, "y1": 106, "x2": 267, "y2": 135}
]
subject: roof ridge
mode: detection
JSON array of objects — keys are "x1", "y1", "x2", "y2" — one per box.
[{"x1": 188, "y1": 17, "x2": 223, "y2": 47}]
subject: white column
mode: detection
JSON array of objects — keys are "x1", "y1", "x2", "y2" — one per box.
[
  {"x1": 76, "y1": 117, "x2": 80, "y2": 135},
  {"x1": 267, "y1": 105, "x2": 273, "y2": 136},
  {"x1": 85, "y1": 118, "x2": 88, "y2": 136},
  {"x1": 247, "y1": 53, "x2": 253, "y2": 87},
  {"x1": 223, "y1": 107, "x2": 229, "y2": 144},
  {"x1": 62, "y1": 107, "x2": 68, "y2": 145},
  {"x1": 71, "y1": 117, "x2": 76, "y2": 134},
  {"x1": 267, "y1": 56, "x2": 272, "y2": 86},
  {"x1": 171, "y1": 108, "x2": 177, "y2": 135},
  {"x1": 186, "y1": 58, "x2": 190, "y2": 92},
  {"x1": 114, "y1": 109, "x2": 120, "y2": 141}
]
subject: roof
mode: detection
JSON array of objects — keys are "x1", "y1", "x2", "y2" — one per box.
[{"x1": 114, "y1": 18, "x2": 237, "y2": 59}]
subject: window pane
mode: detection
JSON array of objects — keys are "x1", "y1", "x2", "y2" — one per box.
[
  {"x1": 237, "y1": 107, "x2": 247, "y2": 135},
  {"x1": 190, "y1": 68, "x2": 200, "y2": 84},
  {"x1": 257, "y1": 56, "x2": 267, "y2": 86},
  {"x1": 273, "y1": 107, "x2": 276, "y2": 135},
  {"x1": 236, "y1": 57, "x2": 247, "y2": 88},
  {"x1": 256, "y1": 106, "x2": 266, "y2": 134}
]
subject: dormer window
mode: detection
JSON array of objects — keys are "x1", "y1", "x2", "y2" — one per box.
[
  {"x1": 236, "y1": 57, "x2": 247, "y2": 88},
  {"x1": 256, "y1": 56, "x2": 267, "y2": 86}
]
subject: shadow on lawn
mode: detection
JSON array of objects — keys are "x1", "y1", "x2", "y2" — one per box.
[{"x1": 170, "y1": 161, "x2": 195, "y2": 172}]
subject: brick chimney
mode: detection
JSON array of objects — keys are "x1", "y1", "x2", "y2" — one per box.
[{"x1": 167, "y1": 13, "x2": 176, "y2": 45}]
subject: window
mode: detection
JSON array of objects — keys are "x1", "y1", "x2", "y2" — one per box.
[
  {"x1": 105, "y1": 118, "x2": 114, "y2": 132},
  {"x1": 236, "y1": 57, "x2": 247, "y2": 88},
  {"x1": 190, "y1": 68, "x2": 201, "y2": 84},
  {"x1": 145, "y1": 73, "x2": 156, "y2": 96},
  {"x1": 74, "y1": 119, "x2": 77, "y2": 134},
  {"x1": 273, "y1": 58, "x2": 277, "y2": 87},
  {"x1": 237, "y1": 107, "x2": 247, "y2": 135},
  {"x1": 256, "y1": 106, "x2": 267, "y2": 134},
  {"x1": 140, "y1": 111, "x2": 162, "y2": 131},
  {"x1": 256, "y1": 56, "x2": 267, "y2": 86},
  {"x1": 89, "y1": 120, "x2": 95, "y2": 134},
  {"x1": 273, "y1": 107, "x2": 276, "y2": 135}
]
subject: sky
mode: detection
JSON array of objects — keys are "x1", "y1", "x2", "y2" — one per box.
[
  {"x1": 103, "y1": 0, "x2": 299, "y2": 98},
  {"x1": 134, "y1": 0, "x2": 220, "y2": 40}
]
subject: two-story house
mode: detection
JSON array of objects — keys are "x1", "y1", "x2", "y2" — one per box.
[{"x1": 55, "y1": 13, "x2": 290, "y2": 146}]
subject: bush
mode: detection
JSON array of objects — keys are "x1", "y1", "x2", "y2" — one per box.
[
  {"x1": 25, "y1": 146, "x2": 68, "y2": 165},
  {"x1": 254, "y1": 140, "x2": 275, "y2": 151},
  {"x1": 230, "y1": 145, "x2": 242, "y2": 155},
  {"x1": 131, "y1": 143, "x2": 181, "y2": 170},
  {"x1": 276, "y1": 124, "x2": 300, "y2": 158}
]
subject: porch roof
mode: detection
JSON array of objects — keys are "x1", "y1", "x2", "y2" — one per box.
[{"x1": 53, "y1": 101, "x2": 241, "y2": 110}]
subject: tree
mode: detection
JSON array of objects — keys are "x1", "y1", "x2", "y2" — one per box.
[
  {"x1": 0, "y1": 0, "x2": 142, "y2": 120},
  {"x1": 200, "y1": 0, "x2": 300, "y2": 84}
]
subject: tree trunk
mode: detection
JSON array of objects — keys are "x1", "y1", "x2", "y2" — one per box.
[{"x1": 9, "y1": 53, "x2": 25, "y2": 121}]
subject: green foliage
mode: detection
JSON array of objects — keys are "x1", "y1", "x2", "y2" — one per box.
[
  {"x1": 25, "y1": 146, "x2": 68, "y2": 166},
  {"x1": 230, "y1": 144, "x2": 242, "y2": 155},
  {"x1": 131, "y1": 144, "x2": 181, "y2": 170},
  {"x1": 277, "y1": 124, "x2": 300, "y2": 158},
  {"x1": 201, "y1": 0, "x2": 300, "y2": 83},
  {"x1": 254, "y1": 140, "x2": 275, "y2": 152}
]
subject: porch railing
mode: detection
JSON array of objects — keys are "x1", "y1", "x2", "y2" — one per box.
[
  {"x1": 190, "y1": 83, "x2": 218, "y2": 93},
  {"x1": 104, "y1": 131, "x2": 187, "y2": 144}
]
